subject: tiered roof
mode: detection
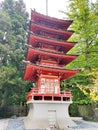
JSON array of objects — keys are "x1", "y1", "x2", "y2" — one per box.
[
  {"x1": 23, "y1": 64, "x2": 78, "y2": 81},
  {"x1": 28, "y1": 33, "x2": 76, "y2": 53},
  {"x1": 23, "y1": 10, "x2": 78, "y2": 82},
  {"x1": 30, "y1": 21, "x2": 74, "y2": 41},
  {"x1": 26, "y1": 47, "x2": 78, "y2": 65},
  {"x1": 31, "y1": 10, "x2": 73, "y2": 30}
]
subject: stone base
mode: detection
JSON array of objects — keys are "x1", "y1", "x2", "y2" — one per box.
[{"x1": 24, "y1": 100, "x2": 76, "y2": 129}]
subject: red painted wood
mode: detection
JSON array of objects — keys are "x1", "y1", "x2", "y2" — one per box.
[
  {"x1": 30, "y1": 23, "x2": 73, "y2": 41},
  {"x1": 26, "y1": 47, "x2": 78, "y2": 65},
  {"x1": 23, "y1": 64, "x2": 78, "y2": 81},
  {"x1": 23, "y1": 10, "x2": 78, "y2": 101},
  {"x1": 31, "y1": 10, "x2": 73, "y2": 30},
  {"x1": 27, "y1": 88, "x2": 72, "y2": 101},
  {"x1": 28, "y1": 33, "x2": 76, "y2": 53}
]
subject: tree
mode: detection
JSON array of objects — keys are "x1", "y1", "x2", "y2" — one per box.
[
  {"x1": 64, "y1": 0, "x2": 98, "y2": 81},
  {"x1": 0, "y1": 0, "x2": 29, "y2": 108},
  {"x1": 0, "y1": 66, "x2": 16, "y2": 107},
  {"x1": 64, "y1": 0, "x2": 98, "y2": 69},
  {"x1": 78, "y1": 69, "x2": 98, "y2": 102},
  {"x1": 61, "y1": 0, "x2": 98, "y2": 104}
]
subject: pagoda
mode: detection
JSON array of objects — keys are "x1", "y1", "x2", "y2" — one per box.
[{"x1": 23, "y1": 10, "x2": 78, "y2": 129}]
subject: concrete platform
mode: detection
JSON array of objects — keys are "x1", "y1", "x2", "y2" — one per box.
[{"x1": 24, "y1": 100, "x2": 76, "y2": 129}]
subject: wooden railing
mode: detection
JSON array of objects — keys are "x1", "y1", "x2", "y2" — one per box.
[{"x1": 27, "y1": 88, "x2": 72, "y2": 102}]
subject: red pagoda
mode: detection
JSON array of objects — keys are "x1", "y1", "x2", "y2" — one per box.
[{"x1": 23, "y1": 10, "x2": 78, "y2": 129}]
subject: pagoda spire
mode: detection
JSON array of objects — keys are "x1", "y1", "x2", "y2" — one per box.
[{"x1": 46, "y1": 0, "x2": 48, "y2": 15}]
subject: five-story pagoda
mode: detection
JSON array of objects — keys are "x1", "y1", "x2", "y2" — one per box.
[{"x1": 23, "y1": 10, "x2": 78, "y2": 129}]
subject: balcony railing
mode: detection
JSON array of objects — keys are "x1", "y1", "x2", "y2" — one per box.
[{"x1": 27, "y1": 88, "x2": 72, "y2": 102}]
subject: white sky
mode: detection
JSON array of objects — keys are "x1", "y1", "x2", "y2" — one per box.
[
  {"x1": 23, "y1": 0, "x2": 69, "y2": 19},
  {"x1": 0, "y1": 0, "x2": 97, "y2": 19},
  {"x1": 23, "y1": 0, "x2": 98, "y2": 19}
]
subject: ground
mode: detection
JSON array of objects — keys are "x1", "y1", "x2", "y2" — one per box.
[{"x1": 0, "y1": 117, "x2": 98, "y2": 130}]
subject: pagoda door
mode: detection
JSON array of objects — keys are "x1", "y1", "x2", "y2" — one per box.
[{"x1": 40, "y1": 78, "x2": 59, "y2": 94}]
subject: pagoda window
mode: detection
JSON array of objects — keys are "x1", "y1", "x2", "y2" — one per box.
[
  {"x1": 39, "y1": 78, "x2": 59, "y2": 94},
  {"x1": 37, "y1": 42, "x2": 43, "y2": 48},
  {"x1": 38, "y1": 31, "x2": 59, "y2": 39},
  {"x1": 42, "y1": 44, "x2": 56, "y2": 51},
  {"x1": 39, "y1": 78, "x2": 60, "y2": 94},
  {"x1": 36, "y1": 18, "x2": 55, "y2": 28},
  {"x1": 41, "y1": 63, "x2": 59, "y2": 68},
  {"x1": 39, "y1": 31, "x2": 45, "y2": 36},
  {"x1": 39, "y1": 31, "x2": 53, "y2": 38},
  {"x1": 36, "y1": 18, "x2": 63, "y2": 30}
]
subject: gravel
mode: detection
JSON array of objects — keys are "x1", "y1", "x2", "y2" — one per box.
[
  {"x1": 6, "y1": 119, "x2": 25, "y2": 130},
  {"x1": 0, "y1": 117, "x2": 98, "y2": 130}
]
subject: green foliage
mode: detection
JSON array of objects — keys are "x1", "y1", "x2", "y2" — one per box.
[
  {"x1": 61, "y1": 78, "x2": 91, "y2": 105},
  {"x1": 6, "y1": 77, "x2": 27, "y2": 105},
  {"x1": 61, "y1": 0, "x2": 98, "y2": 104},
  {"x1": 0, "y1": 0, "x2": 29, "y2": 107},
  {"x1": 72, "y1": 87, "x2": 91, "y2": 105},
  {"x1": 0, "y1": 10, "x2": 11, "y2": 31},
  {"x1": 66, "y1": 0, "x2": 98, "y2": 68},
  {"x1": 0, "y1": 66, "x2": 16, "y2": 88}
]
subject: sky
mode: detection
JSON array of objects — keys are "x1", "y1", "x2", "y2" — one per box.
[
  {"x1": 23, "y1": 0, "x2": 69, "y2": 19},
  {"x1": 23, "y1": 0, "x2": 98, "y2": 19},
  {"x1": 0, "y1": 0, "x2": 69, "y2": 19},
  {"x1": 0, "y1": 0, "x2": 97, "y2": 19}
]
